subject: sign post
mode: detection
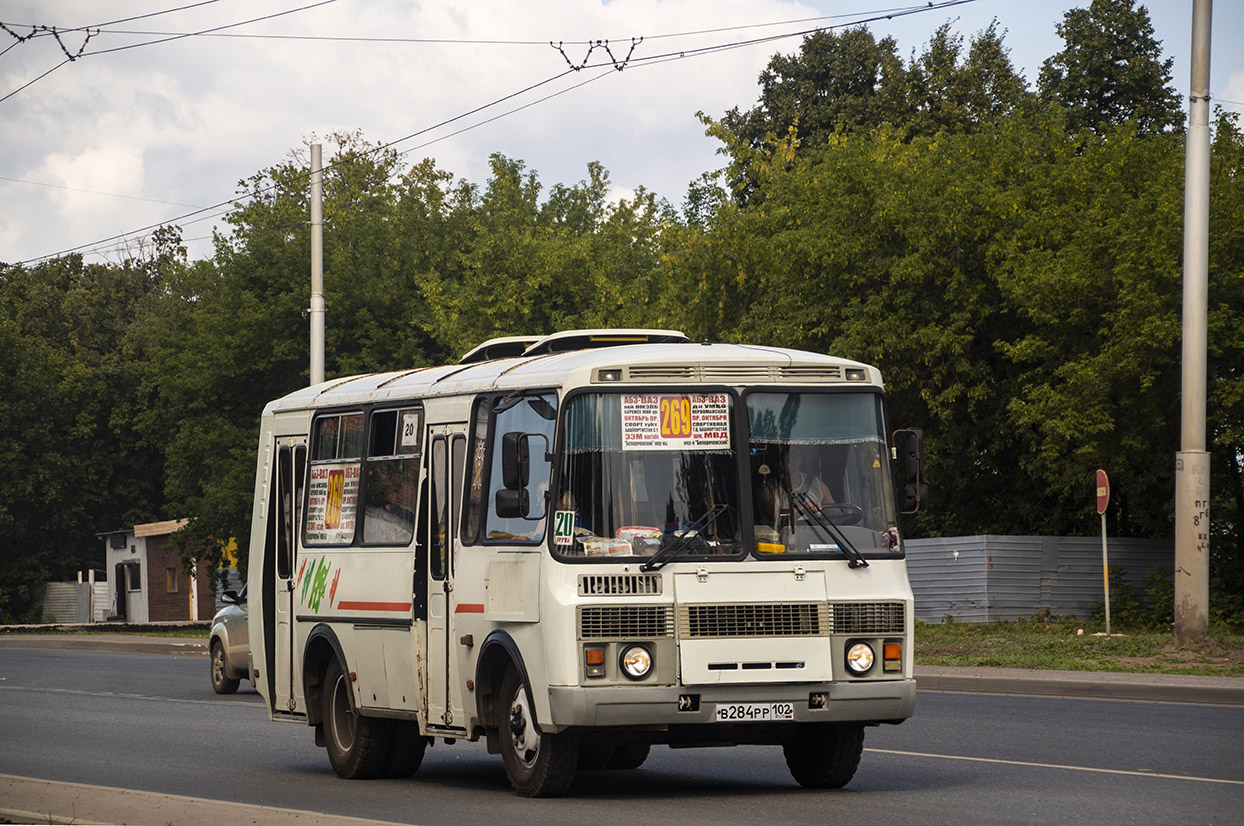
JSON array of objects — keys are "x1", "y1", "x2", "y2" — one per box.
[{"x1": 1096, "y1": 469, "x2": 1111, "y2": 636}]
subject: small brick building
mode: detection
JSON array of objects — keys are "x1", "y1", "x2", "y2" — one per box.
[{"x1": 102, "y1": 519, "x2": 216, "y2": 622}]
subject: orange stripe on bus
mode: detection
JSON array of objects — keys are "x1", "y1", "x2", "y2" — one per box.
[
  {"x1": 455, "y1": 603, "x2": 485, "y2": 614},
  {"x1": 336, "y1": 601, "x2": 411, "y2": 612}
]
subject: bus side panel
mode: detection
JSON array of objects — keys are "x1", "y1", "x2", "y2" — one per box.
[{"x1": 291, "y1": 547, "x2": 422, "y2": 718}]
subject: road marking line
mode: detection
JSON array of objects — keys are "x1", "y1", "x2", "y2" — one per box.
[
  {"x1": 867, "y1": 748, "x2": 1244, "y2": 786},
  {"x1": 0, "y1": 684, "x2": 263, "y2": 707}
]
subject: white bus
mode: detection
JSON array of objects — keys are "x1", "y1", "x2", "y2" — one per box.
[{"x1": 247, "y1": 329, "x2": 924, "y2": 796}]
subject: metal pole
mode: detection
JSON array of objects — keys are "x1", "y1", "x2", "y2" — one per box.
[
  {"x1": 1101, "y1": 511, "x2": 1110, "y2": 636},
  {"x1": 1174, "y1": 0, "x2": 1212, "y2": 644},
  {"x1": 309, "y1": 143, "x2": 326, "y2": 387}
]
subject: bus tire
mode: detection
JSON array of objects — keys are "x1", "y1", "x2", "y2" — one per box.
[
  {"x1": 322, "y1": 659, "x2": 391, "y2": 779},
  {"x1": 499, "y1": 668, "x2": 578, "y2": 797},
  {"x1": 383, "y1": 720, "x2": 429, "y2": 778},
  {"x1": 605, "y1": 743, "x2": 650, "y2": 770},
  {"x1": 783, "y1": 723, "x2": 864, "y2": 789}
]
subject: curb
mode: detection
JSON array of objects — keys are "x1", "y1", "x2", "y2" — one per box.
[
  {"x1": 915, "y1": 665, "x2": 1244, "y2": 706},
  {"x1": 0, "y1": 634, "x2": 206, "y2": 656}
]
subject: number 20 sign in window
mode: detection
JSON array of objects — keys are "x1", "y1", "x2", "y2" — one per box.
[{"x1": 620, "y1": 394, "x2": 730, "y2": 451}]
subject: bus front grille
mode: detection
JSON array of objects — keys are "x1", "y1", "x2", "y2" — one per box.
[
  {"x1": 578, "y1": 573, "x2": 662, "y2": 597},
  {"x1": 578, "y1": 605, "x2": 675, "y2": 640},
  {"x1": 829, "y1": 602, "x2": 906, "y2": 634},
  {"x1": 678, "y1": 603, "x2": 829, "y2": 638}
]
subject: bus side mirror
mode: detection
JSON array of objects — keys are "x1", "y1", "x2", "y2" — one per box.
[
  {"x1": 501, "y1": 432, "x2": 529, "y2": 490},
  {"x1": 893, "y1": 428, "x2": 929, "y2": 514},
  {"x1": 495, "y1": 488, "x2": 530, "y2": 519},
  {"x1": 496, "y1": 431, "x2": 549, "y2": 519}
]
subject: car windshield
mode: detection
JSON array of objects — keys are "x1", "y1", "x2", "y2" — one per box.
[
  {"x1": 552, "y1": 392, "x2": 741, "y2": 560},
  {"x1": 747, "y1": 391, "x2": 900, "y2": 558}
]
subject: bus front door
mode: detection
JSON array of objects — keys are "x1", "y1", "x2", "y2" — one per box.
[{"x1": 425, "y1": 427, "x2": 466, "y2": 731}]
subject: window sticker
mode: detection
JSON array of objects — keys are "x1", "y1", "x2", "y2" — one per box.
[
  {"x1": 306, "y1": 462, "x2": 360, "y2": 543},
  {"x1": 553, "y1": 510, "x2": 576, "y2": 547},
  {"x1": 621, "y1": 393, "x2": 730, "y2": 451},
  {"x1": 399, "y1": 411, "x2": 421, "y2": 451}
]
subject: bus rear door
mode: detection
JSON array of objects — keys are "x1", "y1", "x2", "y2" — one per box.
[{"x1": 263, "y1": 435, "x2": 306, "y2": 715}]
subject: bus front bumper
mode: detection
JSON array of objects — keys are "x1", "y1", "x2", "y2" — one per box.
[{"x1": 546, "y1": 677, "x2": 916, "y2": 730}]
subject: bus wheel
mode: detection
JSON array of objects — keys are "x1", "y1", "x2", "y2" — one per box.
[
  {"x1": 499, "y1": 668, "x2": 578, "y2": 796},
  {"x1": 322, "y1": 659, "x2": 391, "y2": 779},
  {"x1": 783, "y1": 723, "x2": 864, "y2": 789},
  {"x1": 383, "y1": 720, "x2": 429, "y2": 778},
  {"x1": 605, "y1": 743, "x2": 651, "y2": 770}
]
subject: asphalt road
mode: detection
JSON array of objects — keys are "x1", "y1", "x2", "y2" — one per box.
[{"x1": 1, "y1": 647, "x2": 1242, "y2": 825}]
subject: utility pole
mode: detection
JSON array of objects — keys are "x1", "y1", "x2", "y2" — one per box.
[
  {"x1": 1174, "y1": 0, "x2": 1212, "y2": 644},
  {"x1": 309, "y1": 143, "x2": 325, "y2": 387}
]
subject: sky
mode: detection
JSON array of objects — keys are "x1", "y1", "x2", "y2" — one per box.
[{"x1": 2, "y1": 0, "x2": 1242, "y2": 266}]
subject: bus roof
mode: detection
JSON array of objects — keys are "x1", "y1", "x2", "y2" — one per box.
[{"x1": 263, "y1": 336, "x2": 882, "y2": 415}]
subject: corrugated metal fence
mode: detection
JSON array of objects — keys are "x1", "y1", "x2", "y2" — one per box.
[{"x1": 906, "y1": 535, "x2": 1172, "y2": 623}]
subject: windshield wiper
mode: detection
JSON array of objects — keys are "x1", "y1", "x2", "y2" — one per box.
[
  {"x1": 785, "y1": 489, "x2": 869, "y2": 569},
  {"x1": 640, "y1": 504, "x2": 727, "y2": 572}
]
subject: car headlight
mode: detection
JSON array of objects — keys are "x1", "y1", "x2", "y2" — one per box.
[
  {"x1": 845, "y1": 642, "x2": 875, "y2": 675},
  {"x1": 619, "y1": 644, "x2": 653, "y2": 680}
]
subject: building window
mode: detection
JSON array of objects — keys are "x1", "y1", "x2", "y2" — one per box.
[
  {"x1": 126, "y1": 565, "x2": 142, "y2": 592},
  {"x1": 166, "y1": 567, "x2": 178, "y2": 593}
]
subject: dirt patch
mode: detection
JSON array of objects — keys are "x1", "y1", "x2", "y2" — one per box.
[{"x1": 1078, "y1": 639, "x2": 1244, "y2": 674}]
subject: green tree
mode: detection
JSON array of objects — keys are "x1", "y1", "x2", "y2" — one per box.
[
  {"x1": 0, "y1": 254, "x2": 165, "y2": 620},
  {"x1": 1038, "y1": 0, "x2": 1182, "y2": 135},
  {"x1": 713, "y1": 21, "x2": 1028, "y2": 204},
  {"x1": 906, "y1": 21, "x2": 1028, "y2": 136},
  {"x1": 1206, "y1": 112, "x2": 1244, "y2": 615},
  {"x1": 417, "y1": 154, "x2": 672, "y2": 356},
  {"x1": 992, "y1": 124, "x2": 1185, "y2": 537},
  {"x1": 135, "y1": 132, "x2": 433, "y2": 573}
]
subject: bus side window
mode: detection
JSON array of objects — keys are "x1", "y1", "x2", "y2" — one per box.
[
  {"x1": 481, "y1": 393, "x2": 557, "y2": 543},
  {"x1": 429, "y1": 438, "x2": 449, "y2": 580},
  {"x1": 462, "y1": 401, "x2": 491, "y2": 545},
  {"x1": 272, "y1": 445, "x2": 294, "y2": 580},
  {"x1": 305, "y1": 412, "x2": 363, "y2": 546},
  {"x1": 362, "y1": 407, "x2": 421, "y2": 546}
]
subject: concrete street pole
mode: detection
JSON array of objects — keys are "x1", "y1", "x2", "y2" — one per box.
[
  {"x1": 309, "y1": 143, "x2": 325, "y2": 387},
  {"x1": 1174, "y1": 0, "x2": 1212, "y2": 644}
]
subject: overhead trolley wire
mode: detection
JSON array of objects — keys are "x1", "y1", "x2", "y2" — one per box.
[
  {"x1": 0, "y1": 0, "x2": 339, "y2": 104},
  {"x1": 12, "y1": 0, "x2": 980, "y2": 265}
]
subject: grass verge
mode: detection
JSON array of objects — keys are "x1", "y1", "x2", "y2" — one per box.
[{"x1": 915, "y1": 619, "x2": 1244, "y2": 676}]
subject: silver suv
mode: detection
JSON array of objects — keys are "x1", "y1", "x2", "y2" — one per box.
[{"x1": 209, "y1": 585, "x2": 249, "y2": 694}]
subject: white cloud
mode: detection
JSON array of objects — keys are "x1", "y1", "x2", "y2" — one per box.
[
  {"x1": 1220, "y1": 70, "x2": 1244, "y2": 117},
  {"x1": 3, "y1": 0, "x2": 1243, "y2": 265},
  {"x1": 39, "y1": 145, "x2": 146, "y2": 211}
]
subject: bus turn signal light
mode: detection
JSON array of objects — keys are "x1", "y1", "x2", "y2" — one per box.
[{"x1": 585, "y1": 647, "x2": 606, "y2": 678}]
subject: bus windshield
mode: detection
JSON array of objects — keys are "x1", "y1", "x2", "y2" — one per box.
[
  {"x1": 747, "y1": 391, "x2": 900, "y2": 558},
  {"x1": 553, "y1": 392, "x2": 742, "y2": 560}
]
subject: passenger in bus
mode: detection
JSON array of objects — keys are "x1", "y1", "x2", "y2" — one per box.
[
  {"x1": 363, "y1": 466, "x2": 416, "y2": 544},
  {"x1": 788, "y1": 445, "x2": 835, "y2": 511}
]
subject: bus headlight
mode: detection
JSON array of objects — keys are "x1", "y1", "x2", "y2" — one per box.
[
  {"x1": 620, "y1": 644, "x2": 653, "y2": 680},
  {"x1": 845, "y1": 642, "x2": 875, "y2": 675}
]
